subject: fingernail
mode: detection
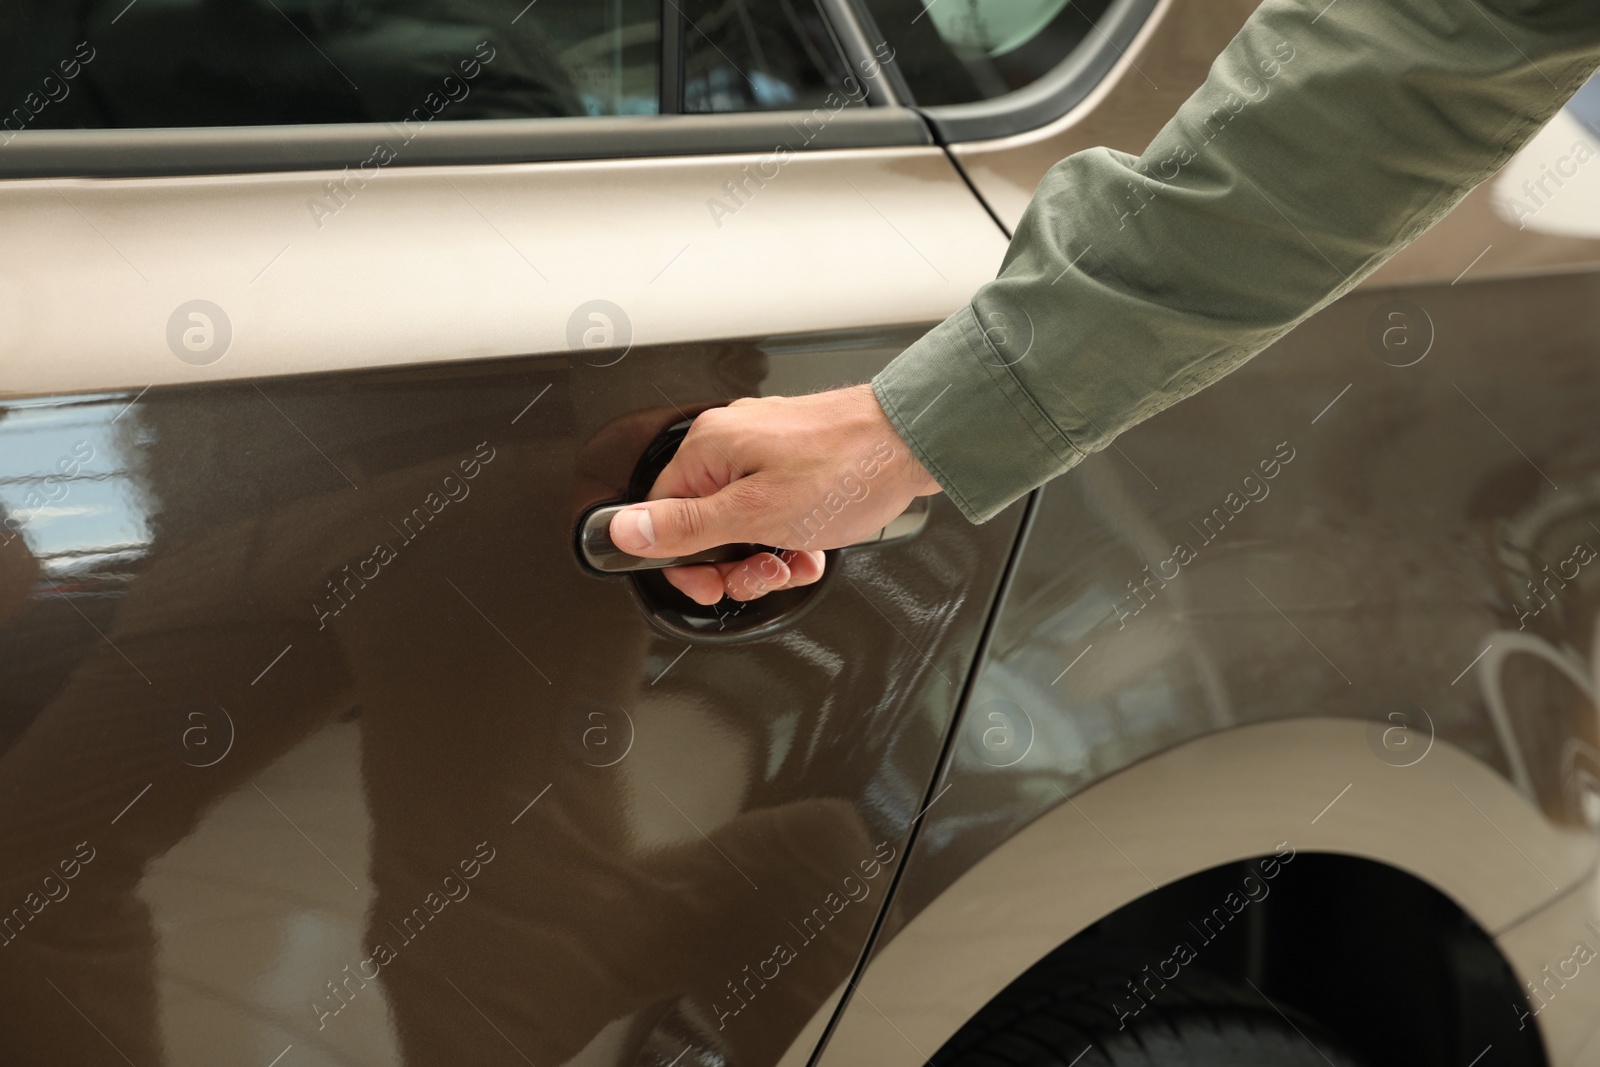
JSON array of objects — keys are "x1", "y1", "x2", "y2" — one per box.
[{"x1": 611, "y1": 507, "x2": 654, "y2": 553}]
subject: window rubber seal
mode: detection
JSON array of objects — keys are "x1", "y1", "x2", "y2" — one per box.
[
  {"x1": 0, "y1": 107, "x2": 933, "y2": 180},
  {"x1": 921, "y1": 0, "x2": 1161, "y2": 142},
  {"x1": 839, "y1": 0, "x2": 1161, "y2": 144}
]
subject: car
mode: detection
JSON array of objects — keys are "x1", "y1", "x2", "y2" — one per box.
[{"x1": 2, "y1": 0, "x2": 1599, "y2": 1065}]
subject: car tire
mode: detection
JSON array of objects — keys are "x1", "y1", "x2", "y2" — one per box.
[{"x1": 932, "y1": 964, "x2": 1369, "y2": 1067}]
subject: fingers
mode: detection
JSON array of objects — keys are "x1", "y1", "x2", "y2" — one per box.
[
  {"x1": 609, "y1": 486, "x2": 750, "y2": 559},
  {"x1": 723, "y1": 550, "x2": 825, "y2": 601},
  {"x1": 663, "y1": 550, "x2": 827, "y2": 606},
  {"x1": 779, "y1": 550, "x2": 827, "y2": 587},
  {"x1": 660, "y1": 563, "x2": 728, "y2": 606},
  {"x1": 722, "y1": 552, "x2": 792, "y2": 603}
]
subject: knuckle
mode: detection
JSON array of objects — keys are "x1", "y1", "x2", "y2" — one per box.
[
  {"x1": 692, "y1": 406, "x2": 732, "y2": 432},
  {"x1": 682, "y1": 412, "x2": 732, "y2": 454},
  {"x1": 663, "y1": 498, "x2": 706, "y2": 544}
]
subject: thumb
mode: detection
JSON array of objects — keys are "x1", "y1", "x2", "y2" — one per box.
[{"x1": 609, "y1": 490, "x2": 749, "y2": 558}]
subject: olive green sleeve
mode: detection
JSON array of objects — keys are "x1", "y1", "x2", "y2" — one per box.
[{"x1": 873, "y1": 0, "x2": 1600, "y2": 523}]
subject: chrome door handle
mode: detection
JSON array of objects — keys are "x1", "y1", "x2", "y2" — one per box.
[{"x1": 577, "y1": 497, "x2": 931, "y2": 574}]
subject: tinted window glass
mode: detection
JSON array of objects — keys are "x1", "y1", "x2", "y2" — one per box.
[
  {"x1": 681, "y1": 0, "x2": 860, "y2": 113},
  {"x1": 0, "y1": 0, "x2": 659, "y2": 131},
  {"x1": 858, "y1": 0, "x2": 1114, "y2": 106}
]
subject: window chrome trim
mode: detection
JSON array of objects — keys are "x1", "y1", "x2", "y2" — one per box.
[
  {"x1": 915, "y1": 0, "x2": 1161, "y2": 143},
  {"x1": 0, "y1": 108, "x2": 931, "y2": 180}
]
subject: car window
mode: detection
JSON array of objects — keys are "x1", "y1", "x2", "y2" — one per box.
[
  {"x1": 856, "y1": 0, "x2": 1115, "y2": 106},
  {"x1": 1, "y1": 0, "x2": 864, "y2": 134},
  {"x1": 680, "y1": 0, "x2": 862, "y2": 113},
  {"x1": 0, "y1": 0, "x2": 660, "y2": 130}
]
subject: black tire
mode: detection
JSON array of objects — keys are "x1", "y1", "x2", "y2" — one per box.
[{"x1": 933, "y1": 964, "x2": 1369, "y2": 1067}]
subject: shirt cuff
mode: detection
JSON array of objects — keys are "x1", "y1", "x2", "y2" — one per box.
[{"x1": 872, "y1": 304, "x2": 1085, "y2": 524}]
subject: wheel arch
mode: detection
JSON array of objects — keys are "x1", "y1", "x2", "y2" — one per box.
[
  {"x1": 804, "y1": 718, "x2": 1600, "y2": 1067},
  {"x1": 924, "y1": 851, "x2": 1547, "y2": 1067}
]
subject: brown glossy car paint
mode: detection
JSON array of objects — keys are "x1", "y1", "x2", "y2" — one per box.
[{"x1": 2, "y1": 0, "x2": 1599, "y2": 1064}]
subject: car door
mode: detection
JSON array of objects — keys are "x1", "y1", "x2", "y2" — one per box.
[{"x1": 0, "y1": 5, "x2": 1023, "y2": 1066}]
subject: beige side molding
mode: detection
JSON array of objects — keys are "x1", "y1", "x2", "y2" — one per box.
[{"x1": 0, "y1": 146, "x2": 1005, "y2": 398}]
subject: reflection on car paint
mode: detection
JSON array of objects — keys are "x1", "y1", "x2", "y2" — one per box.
[
  {"x1": 0, "y1": 334, "x2": 1024, "y2": 1066},
  {"x1": 879, "y1": 270, "x2": 1600, "y2": 938}
]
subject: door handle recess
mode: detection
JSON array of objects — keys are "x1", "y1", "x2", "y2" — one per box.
[{"x1": 578, "y1": 497, "x2": 931, "y2": 575}]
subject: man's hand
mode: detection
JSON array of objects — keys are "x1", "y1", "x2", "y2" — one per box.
[{"x1": 607, "y1": 384, "x2": 940, "y2": 605}]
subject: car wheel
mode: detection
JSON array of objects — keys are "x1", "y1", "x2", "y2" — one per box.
[{"x1": 933, "y1": 965, "x2": 1369, "y2": 1067}]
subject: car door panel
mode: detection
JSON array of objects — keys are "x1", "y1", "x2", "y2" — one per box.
[
  {"x1": 0, "y1": 326, "x2": 1027, "y2": 1066},
  {"x1": 0, "y1": 47, "x2": 1033, "y2": 1059}
]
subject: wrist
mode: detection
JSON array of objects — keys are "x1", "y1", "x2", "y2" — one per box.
[{"x1": 848, "y1": 383, "x2": 939, "y2": 498}]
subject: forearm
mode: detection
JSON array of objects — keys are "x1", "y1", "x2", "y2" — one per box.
[{"x1": 875, "y1": 0, "x2": 1600, "y2": 522}]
